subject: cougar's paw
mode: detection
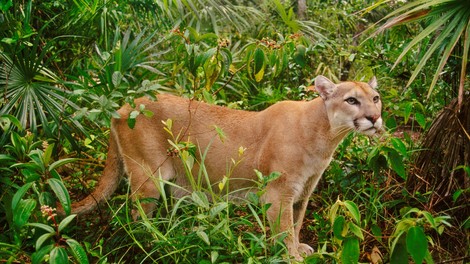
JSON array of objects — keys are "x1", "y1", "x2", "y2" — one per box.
[
  {"x1": 291, "y1": 253, "x2": 304, "y2": 262},
  {"x1": 298, "y1": 243, "x2": 314, "y2": 256}
]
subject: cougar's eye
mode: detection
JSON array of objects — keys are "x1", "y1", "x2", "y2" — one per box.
[
  {"x1": 373, "y1": 96, "x2": 380, "y2": 103},
  {"x1": 345, "y1": 97, "x2": 359, "y2": 105}
]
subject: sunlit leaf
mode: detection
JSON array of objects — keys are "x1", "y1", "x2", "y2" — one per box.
[
  {"x1": 403, "y1": 103, "x2": 412, "y2": 125},
  {"x1": 197, "y1": 230, "x2": 210, "y2": 245},
  {"x1": 372, "y1": 0, "x2": 470, "y2": 106},
  {"x1": 209, "y1": 202, "x2": 228, "y2": 219},
  {"x1": 422, "y1": 211, "x2": 436, "y2": 229},
  {"x1": 191, "y1": 191, "x2": 209, "y2": 209},
  {"x1": 415, "y1": 113, "x2": 427, "y2": 129},
  {"x1": 348, "y1": 222, "x2": 364, "y2": 240},
  {"x1": 391, "y1": 138, "x2": 407, "y2": 157},
  {"x1": 344, "y1": 200, "x2": 361, "y2": 224},
  {"x1": 254, "y1": 67, "x2": 265, "y2": 82}
]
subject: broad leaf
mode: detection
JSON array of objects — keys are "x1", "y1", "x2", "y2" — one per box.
[
  {"x1": 333, "y1": 215, "x2": 346, "y2": 240},
  {"x1": 58, "y1": 214, "x2": 77, "y2": 232},
  {"x1": 390, "y1": 234, "x2": 408, "y2": 264},
  {"x1": 49, "y1": 158, "x2": 79, "y2": 172},
  {"x1": 31, "y1": 244, "x2": 54, "y2": 264},
  {"x1": 191, "y1": 191, "x2": 209, "y2": 209},
  {"x1": 348, "y1": 222, "x2": 364, "y2": 240},
  {"x1": 344, "y1": 200, "x2": 361, "y2": 224},
  {"x1": 253, "y1": 47, "x2": 265, "y2": 82},
  {"x1": 36, "y1": 232, "x2": 55, "y2": 250},
  {"x1": 127, "y1": 110, "x2": 139, "y2": 129},
  {"x1": 13, "y1": 199, "x2": 36, "y2": 228},
  {"x1": 50, "y1": 246, "x2": 69, "y2": 264},
  {"x1": 12, "y1": 182, "x2": 33, "y2": 210},
  {"x1": 27, "y1": 223, "x2": 55, "y2": 233},
  {"x1": 387, "y1": 149, "x2": 406, "y2": 179},
  {"x1": 48, "y1": 178, "x2": 71, "y2": 215},
  {"x1": 415, "y1": 113, "x2": 427, "y2": 129},
  {"x1": 66, "y1": 239, "x2": 89, "y2": 264},
  {"x1": 197, "y1": 230, "x2": 210, "y2": 245},
  {"x1": 341, "y1": 237, "x2": 360, "y2": 264},
  {"x1": 391, "y1": 138, "x2": 407, "y2": 157},
  {"x1": 406, "y1": 226, "x2": 427, "y2": 264},
  {"x1": 209, "y1": 202, "x2": 228, "y2": 219}
]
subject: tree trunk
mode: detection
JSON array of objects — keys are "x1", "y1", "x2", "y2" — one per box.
[
  {"x1": 411, "y1": 95, "x2": 469, "y2": 221},
  {"x1": 297, "y1": 0, "x2": 306, "y2": 19}
]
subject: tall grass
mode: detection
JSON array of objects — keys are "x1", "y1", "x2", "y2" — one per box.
[{"x1": 99, "y1": 137, "x2": 289, "y2": 263}]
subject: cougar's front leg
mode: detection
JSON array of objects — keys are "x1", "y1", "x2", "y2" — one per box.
[
  {"x1": 293, "y1": 196, "x2": 314, "y2": 256},
  {"x1": 293, "y1": 175, "x2": 321, "y2": 257},
  {"x1": 264, "y1": 184, "x2": 302, "y2": 261}
]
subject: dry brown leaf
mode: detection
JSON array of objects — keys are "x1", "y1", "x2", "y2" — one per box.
[{"x1": 370, "y1": 246, "x2": 383, "y2": 264}]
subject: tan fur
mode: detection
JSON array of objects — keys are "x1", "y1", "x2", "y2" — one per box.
[{"x1": 70, "y1": 76, "x2": 382, "y2": 261}]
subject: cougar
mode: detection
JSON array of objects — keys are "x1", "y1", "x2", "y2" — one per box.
[{"x1": 68, "y1": 75, "x2": 382, "y2": 261}]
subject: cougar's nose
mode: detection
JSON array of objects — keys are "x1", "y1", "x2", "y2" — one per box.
[{"x1": 366, "y1": 115, "x2": 380, "y2": 124}]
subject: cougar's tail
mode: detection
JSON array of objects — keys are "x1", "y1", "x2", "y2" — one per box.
[{"x1": 69, "y1": 132, "x2": 123, "y2": 215}]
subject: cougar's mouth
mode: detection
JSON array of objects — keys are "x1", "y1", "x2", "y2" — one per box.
[
  {"x1": 353, "y1": 119, "x2": 359, "y2": 130},
  {"x1": 353, "y1": 117, "x2": 382, "y2": 135},
  {"x1": 357, "y1": 126, "x2": 374, "y2": 135}
]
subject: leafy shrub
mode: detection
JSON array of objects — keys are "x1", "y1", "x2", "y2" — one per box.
[{"x1": 0, "y1": 119, "x2": 87, "y2": 263}]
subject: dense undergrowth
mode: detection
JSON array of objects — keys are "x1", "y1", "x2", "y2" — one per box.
[{"x1": 1, "y1": 0, "x2": 468, "y2": 263}]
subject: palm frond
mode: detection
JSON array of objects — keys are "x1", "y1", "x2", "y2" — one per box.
[
  {"x1": 0, "y1": 38, "x2": 84, "y2": 146},
  {"x1": 371, "y1": 0, "x2": 470, "y2": 107},
  {"x1": 158, "y1": 0, "x2": 264, "y2": 34},
  {"x1": 459, "y1": 20, "x2": 470, "y2": 107}
]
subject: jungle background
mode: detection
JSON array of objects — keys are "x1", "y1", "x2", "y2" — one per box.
[{"x1": 0, "y1": 0, "x2": 469, "y2": 263}]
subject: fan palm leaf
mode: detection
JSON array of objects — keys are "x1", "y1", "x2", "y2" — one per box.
[
  {"x1": 372, "y1": 0, "x2": 470, "y2": 108},
  {"x1": 0, "y1": 38, "x2": 85, "y2": 147},
  {"x1": 155, "y1": 0, "x2": 264, "y2": 34}
]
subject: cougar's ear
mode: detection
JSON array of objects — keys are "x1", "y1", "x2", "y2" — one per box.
[
  {"x1": 315, "y1": 75, "x2": 336, "y2": 100},
  {"x1": 368, "y1": 76, "x2": 378, "y2": 89}
]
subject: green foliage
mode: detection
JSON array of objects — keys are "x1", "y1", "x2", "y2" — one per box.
[
  {"x1": 1, "y1": 0, "x2": 467, "y2": 263},
  {"x1": 28, "y1": 213, "x2": 89, "y2": 264},
  {"x1": 0, "y1": 42, "x2": 85, "y2": 148},
  {"x1": 328, "y1": 200, "x2": 364, "y2": 263},
  {"x1": 97, "y1": 137, "x2": 287, "y2": 263},
  {"x1": 389, "y1": 207, "x2": 452, "y2": 264},
  {"x1": 373, "y1": 0, "x2": 470, "y2": 106},
  {"x1": 0, "y1": 122, "x2": 87, "y2": 263},
  {"x1": 367, "y1": 136, "x2": 408, "y2": 180}
]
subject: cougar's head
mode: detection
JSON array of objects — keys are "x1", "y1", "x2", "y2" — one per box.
[{"x1": 315, "y1": 75, "x2": 382, "y2": 136}]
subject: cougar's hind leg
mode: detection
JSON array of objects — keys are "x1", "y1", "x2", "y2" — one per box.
[{"x1": 127, "y1": 159, "x2": 175, "y2": 219}]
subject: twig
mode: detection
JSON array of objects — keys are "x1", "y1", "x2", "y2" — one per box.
[
  {"x1": 436, "y1": 256, "x2": 469, "y2": 264},
  {"x1": 212, "y1": 62, "x2": 249, "y2": 97}
]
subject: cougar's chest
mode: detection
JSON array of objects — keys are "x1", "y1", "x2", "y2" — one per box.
[{"x1": 292, "y1": 150, "x2": 334, "y2": 202}]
